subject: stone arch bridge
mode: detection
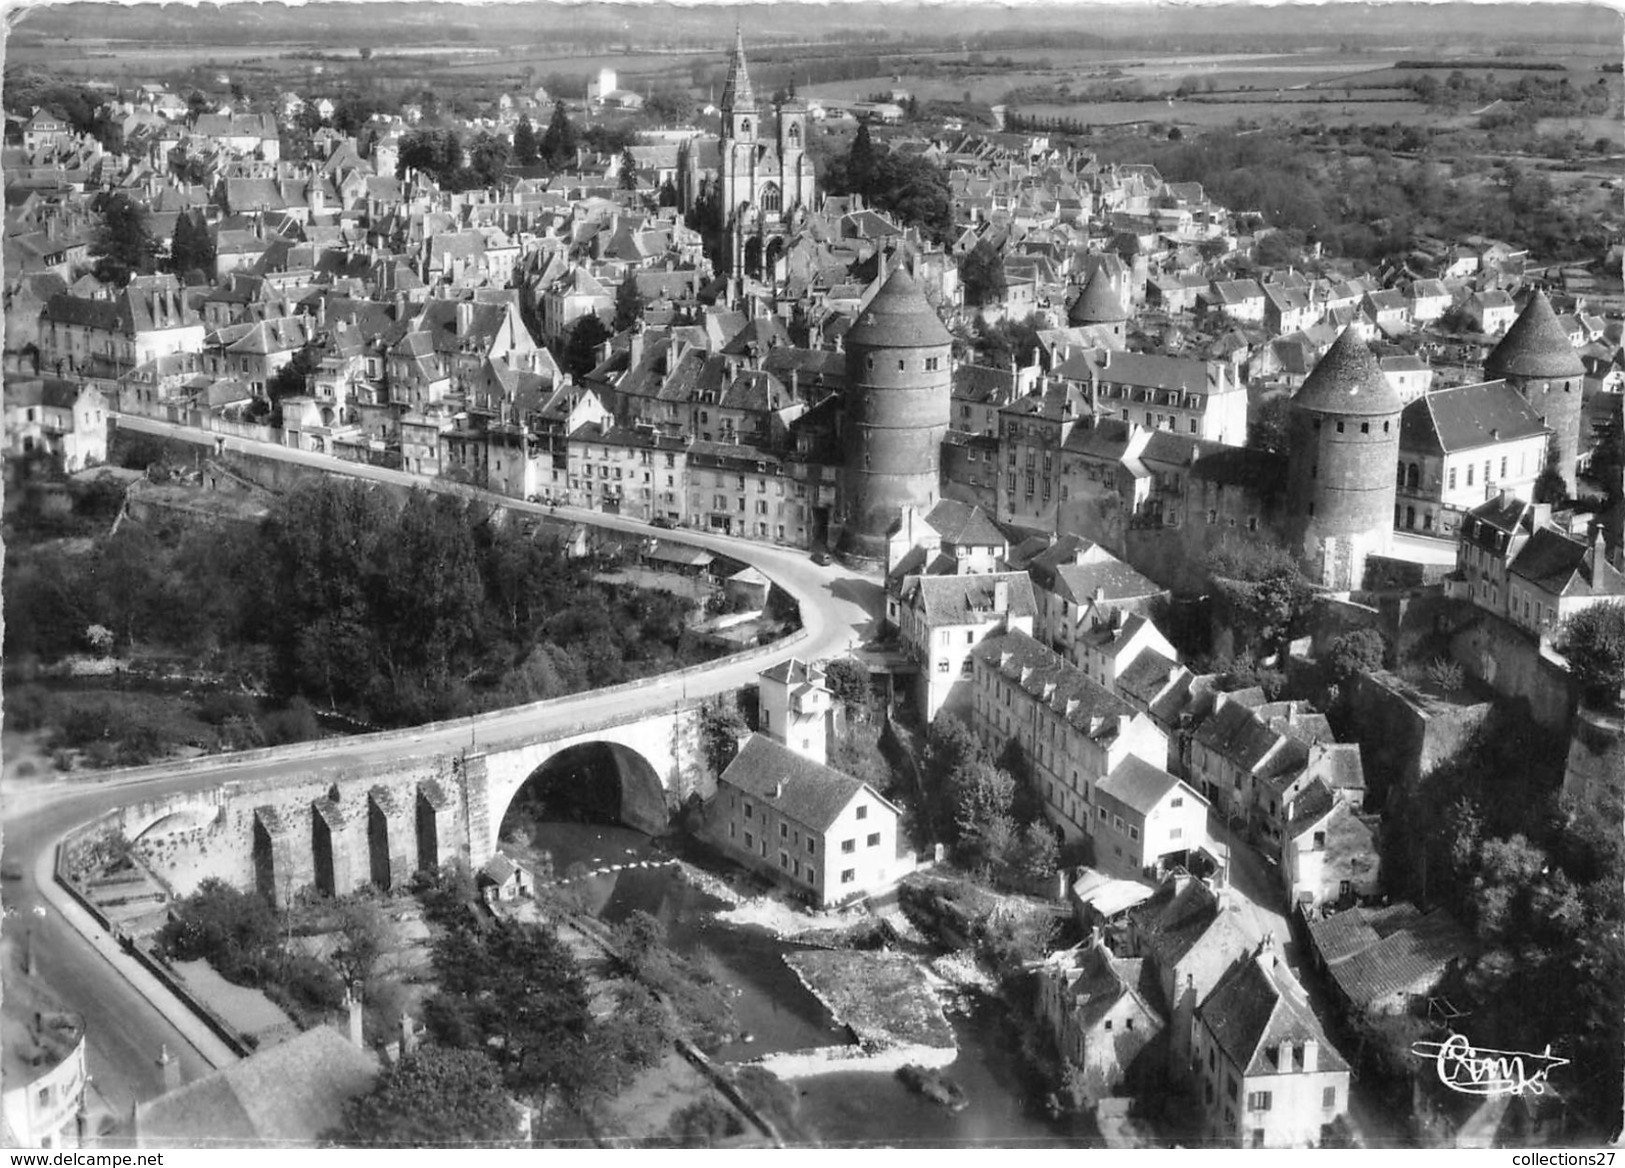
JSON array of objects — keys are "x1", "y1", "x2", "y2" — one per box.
[{"x1": 112, "y1": 703, "x2": 713, "y2": 908}]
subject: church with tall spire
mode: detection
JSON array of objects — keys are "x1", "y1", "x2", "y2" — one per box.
[{"x1": 677, "y1": 29, "x2": 816, "y2": 281}]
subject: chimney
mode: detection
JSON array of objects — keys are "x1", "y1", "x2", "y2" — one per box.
[
  {"x1": 1593, "y1": 530, "x2": 1609, "y2": 589},
  {"x1": 993, "y1": 579, "x2": 1010, "y2": 614},
  {"x1": 629, "y1": 326, "x2": 644, "y2": 370},
  {"x1": 1301, "y1": 1038, "x2": 1319, "y2": 1073},
  {"x1": 157, "y1": 1043, "x2": 182, "y2": 1093},
  {"x1": 772, "y1": 780, "x2": 785, "y2": 798}
]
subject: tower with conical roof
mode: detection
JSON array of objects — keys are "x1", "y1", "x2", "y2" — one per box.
[
  {"x1": 837, "y1": 264, "x2": 953, "y2": 560},
  {"x1": 1068, "y1": 264, "x2": 1130, "y2": 344},
  {"x1": 1484, "y1": 290, "x2": 1586, "y2": 495},
  {"x1": 1284, "y1": 327, "x2": 1403, "y2": 590}
]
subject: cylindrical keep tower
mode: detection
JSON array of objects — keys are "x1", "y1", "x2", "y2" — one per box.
[
  {"x1": 1484, "y1": 290, "x2": 1586, "y2": 496},
  {"x1": 1285, "y1": 326, "x2": 1403, "y2": 591},
  {"x1": 837, "y1": 267, "x2": 952, "y2": 560}
]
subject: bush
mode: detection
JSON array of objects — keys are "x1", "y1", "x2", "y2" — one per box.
[
  {"x1": 1424, "y1": 657, "x2": 1464, "y2": 693},
  {"x1": 1323, "y1": 628, "x2": 1388, "y2": 686},
  {"x1": 667, "y1": 1098, "x2": 745, "y2": 1147}
]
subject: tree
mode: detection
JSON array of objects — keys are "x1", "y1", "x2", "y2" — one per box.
[
  {"x1": 1557, "y1": 601, "x2": 1625, "y2": 709},
  {"x1": 960, "y1": 240, "x2": 1007, "y2": 308},
  {"x1": 822, "y1": 658, "x2": 870, "y2": 712},
  {"x1": 1206, "y1": 534, "x2": 1316, "y2": 662},
  {"x1": 1247, "y1": 394, "x2": 1292, "y2": 455},
  {"x1": 425, "y1": 918, "x2": 601, "y2": 1107},
  {"x1": 1323, "y1": 627, "x2": 1387, "y2": 686},
  {"x1": 332, "y1": 1046, "x2": 520, "y2": 1147},
  {"x1": 157, "y1": 878, "x2": 280, "y2": 983},
  {"x1": 266, "y1": 342, "x2": 320, "y2": 428},
  {"x1": 512, "y1": 115, "x2": 539, "y2": 165},
  {"x1": 331, "y1": 897, "x2": 395, "y2": 986},
  {"x1": 698, "y1": 695, "x2": 749, "y2": 778},
  {"x1": 847, "y1": 118, "x2": 878, "y2": 201},
  {"x1": 563, "y1": 312, "x2": 612, "y2": 380},
  {"x1": 612, "y1": 276, "x2": 644, "y2": 332},
  {"x1": 467, "y1": 131, "x2": 512, "y2": 189},
  {"x1": 618, "y1": 147, "x2": 640, "y2": 191},
  {"x1": 539, "y1": 102, "x2": 577, "y2": 171},
  {"x1": 90, "y1": 193, "x2": 158, "y2": 286},
  {"x1": 169, "y1": 210, "x2": 215, "y2": 280}
]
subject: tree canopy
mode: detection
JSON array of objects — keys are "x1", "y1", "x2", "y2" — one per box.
[
  {"x1": 1557, "y1": 601, "x2": 1625, "y2": 709},
  {"x1": 1206, "y1": 534, "x2": 1316, "y2": 662},
  {"x1": 960, "y1": 240, "x2": 1008, "y2": 308},
  {"x1": 333, "y1": 1046, "x2": 520, "y2": 1147},
  {"x1": 539, "y1": 102, "x2": 577, "y2": 171},
  {"x1": 612, "y1": 277, "x2": 644, "y2": 332},
  {"x1": 512, "y1": 115, "x2": 539, "y2": 166},
  {"x1": 563, "y1": 313, "x2": 612, "y2": 380},
  {"x1": 90, "y1": 193, "x2": 158, "y2": 286}
]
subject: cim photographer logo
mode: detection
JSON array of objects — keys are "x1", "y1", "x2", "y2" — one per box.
[{"x1": 1411, "y1": 1032, "x2": 1570, "y2": 1097}]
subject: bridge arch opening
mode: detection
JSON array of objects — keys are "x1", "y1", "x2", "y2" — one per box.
[{"x1": 499, "y1": 741, "x2": 669, "y2": 848}]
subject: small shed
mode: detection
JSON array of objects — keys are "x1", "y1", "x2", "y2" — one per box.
[
  {"x1": 642, "y1": 539, "x2": 714, "y2": 576},
  {"x1": 478, "y1": 852, "x2": 534, "y2": 903},
  {"x1": 723, "y1": 565, "x2": 770, "y2": 610}
]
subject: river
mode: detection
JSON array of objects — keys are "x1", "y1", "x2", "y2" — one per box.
[{"x1": 517, "y1": 821, "x2": 1090, "y2": 1147}]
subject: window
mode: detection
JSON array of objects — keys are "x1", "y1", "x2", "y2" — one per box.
[
  {"x1": 938, "y1": 660, "x2": 950, "y2": 673},
  {"x1": 1129, "y1": 825, "x2": 1139, "y2": 841},
  {"x1": 1113, "y1": 815, "x2": 1124, "y2": 831},
  {"x1": 744, "y1": 803, "x2": 753, "y2": 820},
  {"x1": 1313, "y1": 830, "x2": 1326, "y2": 849},
  {"x1": 1170, "y1": 797, "x2": 1183, "y2": 808},
  {"x1": 856, "y1": 805, "x2": 867, "y2": 820},
  {"x1": 1170, "y1": 827, "x2": 1182, "y2": 839},
  {"x1": 1227, "y1": 1077, "x2": 1238, "y2": 1102},
  {"x1": 925, "y1": 356, "x2": 940, "y2": 371},
  {"x1": 780, "y1": 852, "x2": 789, "y2": 869},
  {"x1": 867, "y1": 833, "x2": 881, "y2": 848},
  {"x1": 1247, "y1": 1091, "x2": 1272, "y2": 1112},
  {"x1": 842, "y1": 839, "x2": 856, "y2": 854},
  {"x1": 780, "y1": 822, "x2": 789, "y2": 839},
  {"x1": 1467, "y1": 464, "x2": 1474, "y2": 487},
  {"x1": 841, "y1": 869, "x2": 855, "y2": 884},
  {"x1": 744, "y1": 831, "x2": 754, "y2": 850},
  {"x1": 1336, "y1": 421, "x2": 1345, "y2": 433},
  {"x1": 1104, "y1": 1020, "x2": 1113, "y2": 1031},
  {"x1": 730, "y1": 822, "x2": 736, "y2": 838},
  {"x1": 1126, "y1": 1018, "x2": 1135, "y2": 1031},
  {"x1": 806, "y1": 838, "x2": 815, "y2": 855},
  {"x1": 1361, "y1": 422, "x2": 1369, "y2": 434},
  {"x1": 1449, "y1": 467, "x2": 1457, "y2": 490},
  {"x1": 1323, "y1": 1086, "x2": 1338, "y2": 1109}
]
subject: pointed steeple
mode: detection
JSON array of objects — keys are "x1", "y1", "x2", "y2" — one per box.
[{"x1": 721, "y1": 26, "x2": 755, "y2": 114}]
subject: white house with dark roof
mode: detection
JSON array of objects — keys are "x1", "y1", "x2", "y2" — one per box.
[
  {"x1": 757, "y1": 658, "x2": 833, "y2": 764},
  {"x1": 1090, "y1": 754, "x2": 1210, "y2": 880},
  {"x1": 1193, "y1": 952, "x2": 1351, "y2": 1148},
  {"x1": 1396, "y1": 379, "x2": 1550, "y2": 540},
  {"x1": 713, "y1": 734, "x2": 911, "y2": 907},
  {"x1": 1281, "y1": 787, "x2": 1379, "y2": 911},
  {"x1": 898, "y1": 570, "x2": 1036, "y2": 720},
  {"x1": 1506, "y1": 526, "x2": 1625, "y2": 639}
]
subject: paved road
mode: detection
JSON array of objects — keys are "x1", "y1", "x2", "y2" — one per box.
[{"x1": 5, "y1": 416, "x2": 883, "y2": 1114}]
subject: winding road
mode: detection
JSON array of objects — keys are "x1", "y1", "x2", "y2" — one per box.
[{"x1": 2, "y1": 417, "x2": 882, "y2": 1123}]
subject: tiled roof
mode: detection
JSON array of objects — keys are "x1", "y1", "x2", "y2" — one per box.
[
  {"x1": 1309, "y1": 904, "x2": 1474, "y2": 1012},
  {"x1": 1485, "y1": 290, "x2": 1586, "y2": 380},
  {"x1": 1097, "y1": 755, "x2": 1183, "y2": 816},
  {"x1": 924, "y1": 498, "x2": 1007, "y2": 548},
  {"x1": 969, "y1": 628, "x2": 1137, "y2": 729},
  {"x1": 1509, "y1": 528, "x2": 1625, "y2": 599},
  {"x1": 845, "y1": 268, "x2": 952, "y2": 350},
  {"x1": 133, "y1": 1025, "x2": 377, "y2": 1146},
  {"x1": 906, "y1": 572, "x2": 1036, "y2": 626},
  {"x1": 1400, "y1": 379, "x2": 1548, "y2": 455},
  {"x1": 1292, "y1": 326, "x2": 1402, "y2": 418},
  {"x1": 1201, "y1": 955, "x2": 1349, "y2": 1078},
  {"x1": 720, "y1": 733, "x2": 889, "y2": 833}
]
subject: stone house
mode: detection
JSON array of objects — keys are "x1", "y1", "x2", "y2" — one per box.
[
  {"x1": 1035, "y1": 938, "x2": 1165, "y2": 1102},
  {"x1": 1192, "y1": 951, "x2": 1351, "y2": 1148},
  {"x1": 1089, "y1": 755, "x2": 1210, "y2": 881},
  {"x1": 3, "y1": 379, "x2": 107, "y2": 472},
  {"x1": 757, "y1": 658, "x2": 833, "y2": 765},
  {"x1": 712, "y1": 734, "x2": 911, "y2": 908},
  {"x1": 898, "y1": 572, "x2": 1036, "y2": 721},
  {"x1": 1280, "y1": 786, "x2": 1380, "y2": 911}
]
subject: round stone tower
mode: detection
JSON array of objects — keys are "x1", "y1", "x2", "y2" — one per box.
[
  {"x1": 1068, "y1": 264, "x2": 1129, "y2": 345},
  {"x1": 1484, "y1": 290, "x2": 1586, "y2": 496},
  {"x1": 1284, "y1": 326, "x2": 1403, "y2": 591},
  {"x1": 837, "y1": 266, "x2": 953, "y2": 561}
]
